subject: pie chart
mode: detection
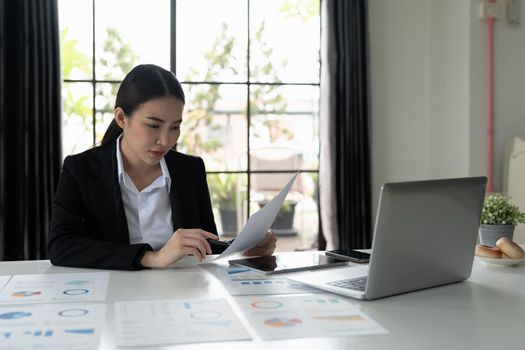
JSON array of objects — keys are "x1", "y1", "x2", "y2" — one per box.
[
  {"x1": 251, "y1": 301, "x2": 283, "y2": 309},
  {"x1": 12, "y1": 291, "x2": 42, "y2": 298},
  {"x1": 264, "y1": 317, "x2": 302, "y2": 327}
]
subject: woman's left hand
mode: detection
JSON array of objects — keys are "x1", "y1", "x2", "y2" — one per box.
[{"x1": 242, "y1": 230, "x2": 277, "y2": 257}]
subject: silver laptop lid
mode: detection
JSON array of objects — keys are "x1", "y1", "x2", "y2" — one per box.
[{"x1": 365, "y1": 177, "x2": 487, "y2": 300}]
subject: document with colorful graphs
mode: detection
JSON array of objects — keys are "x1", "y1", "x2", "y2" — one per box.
[
  {"x1": 0, "y1": 303, "x2": 106, "y2": 350},
  {"x1": 0, "y1": 272, "x2": 109, "y2": 304},
  {"x1": 215, "y1": 266, "x2": 319, "y2": 295},
  {"x1": 234, "y1": 293, "x2": 388, "y2": 340}
]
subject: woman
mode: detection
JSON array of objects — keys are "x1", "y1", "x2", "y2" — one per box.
[{"x1": 48, "y1": 64, "x2": 276, "y2": 270}]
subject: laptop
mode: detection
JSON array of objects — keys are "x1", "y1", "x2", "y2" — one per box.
[{"x1": 288, "y1": 177, "x2": 487, "y2": 300}]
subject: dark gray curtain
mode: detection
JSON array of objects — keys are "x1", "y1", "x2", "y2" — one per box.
[
  {"x1": 320, "y1": 0, "x2": 371, "y2": 250},
  {"x1": 0, "y1": 0, "x2": 62, "y2": 260}
]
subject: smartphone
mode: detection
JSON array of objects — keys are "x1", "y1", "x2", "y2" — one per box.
[
  {"x1": 206, "y1": 238, "x2": 230, "y2": 254},
  {"x1": 325, "y1": 249, "x2": 370, "y2": 263}
]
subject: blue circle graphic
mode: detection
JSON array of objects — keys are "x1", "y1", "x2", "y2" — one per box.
[
  {"x1": 58, "y1": 308, "x2": 89, "y2": 317},
  {"x1": 190, "y1": 311, "x2": 221, "y2": 320},
  {"x1": 62, "y1": 289, "x2": 89, "y2": 295}
]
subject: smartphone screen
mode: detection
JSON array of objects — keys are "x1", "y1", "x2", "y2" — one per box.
[{"x1": 325, "y1": 249, "x2": 370, "y2": 263}]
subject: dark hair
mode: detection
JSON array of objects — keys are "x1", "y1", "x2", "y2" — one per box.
[{"x1": 101, "y1": 64, "x2": 185, "y2": 145}]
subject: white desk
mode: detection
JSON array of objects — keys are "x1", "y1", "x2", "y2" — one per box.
[{"x1": 0, "y1": 258, "x2": 524, "y2": 350}]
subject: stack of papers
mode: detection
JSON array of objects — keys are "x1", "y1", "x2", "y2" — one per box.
[{"x1": 0, "y1": 273, "x2": 109, "y2": 350}]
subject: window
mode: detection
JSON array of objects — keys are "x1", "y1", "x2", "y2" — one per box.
[{"x1": 59, "y1": 0, "x2": 320, "y2": 250}]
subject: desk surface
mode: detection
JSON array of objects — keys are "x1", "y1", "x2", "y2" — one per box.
[{"x1": 0, "y1": 257, "x2": 524, "y2": 350}]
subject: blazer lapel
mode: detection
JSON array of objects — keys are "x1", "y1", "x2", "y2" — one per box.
[
  {"x1": 166, "y1": 152, "x2": 183, "y2": 230},
  {"x1": 89, "y1": 140, "x2": 130, "y2": 243}
]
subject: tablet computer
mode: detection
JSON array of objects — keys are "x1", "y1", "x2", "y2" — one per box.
[{"x1": 228, "y1": 252, "x2": 350, "y2": 275}]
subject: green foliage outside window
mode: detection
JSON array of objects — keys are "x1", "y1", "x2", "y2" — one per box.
[
  {"x1": 61, "y1": 26, "x2": 138, "y2": 152},
  {"x1": 180, "y1": 22, "x2": 234, "y2": 156},
  {"x1": 60, "y1": 28, "x2": 91, "y2": 134},
  {"x1": 207, "y1": 173, "x2": 241, "y2": 209}
]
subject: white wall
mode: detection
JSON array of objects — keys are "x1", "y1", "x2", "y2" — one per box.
[
  {"x1": 369, "y1": 0, "x2": 525, "y2": 214},
  {"x1": 489, "y1": 1, "x2": 525, "y2": 186},
  {"x1": 369, "y1": 0, "x2": 432, "y2": 200},
  {"x1": 428, "y1": 0, "x2": 471, "y2": 178}
]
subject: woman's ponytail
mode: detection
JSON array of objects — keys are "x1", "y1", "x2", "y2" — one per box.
[{"x1": 100, "y1": 119, "x2": 123, "y2": 146}]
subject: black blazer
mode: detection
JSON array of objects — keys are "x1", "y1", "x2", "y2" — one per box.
[{"x1": 48, "y1": 139, "x2": 219, "y2": 270}]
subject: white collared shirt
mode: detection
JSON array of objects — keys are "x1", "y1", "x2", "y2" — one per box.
[{"x1": 116, "y1": 135, "x2": 173, "y2": 250}]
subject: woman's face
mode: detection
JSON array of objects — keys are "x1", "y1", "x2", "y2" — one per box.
[{"x1": 115, "y1": 96, "x2": 184, "y2": 169}]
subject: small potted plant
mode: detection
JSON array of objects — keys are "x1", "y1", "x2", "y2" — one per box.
[
  {"x1": 207, "y1": 173, "x2": 241, "y2": 235},
  {"x1": 258, "y1": 199, "x2": 298, "y2": 235},
  {"x1": 479, "y1": 193, "x2": 525, "y2": 246}
]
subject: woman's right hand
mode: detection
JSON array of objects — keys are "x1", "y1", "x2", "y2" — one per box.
[{"x1": 140, "y1": 229, "x2": 219, "y2": 268}]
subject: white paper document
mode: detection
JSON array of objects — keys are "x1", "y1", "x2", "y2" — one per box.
[
  {"x1": 0, "y1": 276, "x2": 11, "y2": 291},
  {"x1": 214, "y1": 172, "x2": 298, "y2": 259},
  {"x1": 0, "y1": 303, "x2": 106, "y2": 350},
  {"x1": 115, "y1": 298, "x2": 251, "y2": 347},
  {"x1": 235, "y1": 294, "x2": 388, "y2": 340},
  {"x1": 0, "y1": 273, "x2": 110, "y2": 305},
  {"x1": 215, "y1": 267, "x2": 320, "y2": 295}
]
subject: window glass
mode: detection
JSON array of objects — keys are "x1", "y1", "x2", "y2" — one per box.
[
  {"x1": 249, "y1": 172, "x2": 319, "y2": 246},
  {"x1": 249, "y1": 85, "x2": 320, "y2": 170},
  {"x1": 58, "y1": 0, "x2": 93, "y2": 80},
  {"x1": 179, "y1": 84, "x2": 248, "y2": 172},
  {"x1": 250, "y1": 0, "x2": 320, "y2": 83},
  {"x1": 95, "y1": 0, "x2": 170, "y2": 80},
  {"x1": 59, "y1": 0, "x2": 321, "y2": 250},
  {"x1": 61, "y1": 83, "x2": 94, "y2": 156},
  {"x1": 207, "y1": 173, "x2": 248, "y2": 236},
  {"x1": 177, "y1": 0, "x2": 247, "y2": 82},
  {"x1": 94, "y1": 83, "x2": 119, "y2": 144}
]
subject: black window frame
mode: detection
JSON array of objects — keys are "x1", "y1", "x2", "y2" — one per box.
[{"x1": 61, "y1": 0, "x2": 322, "y2": 240}]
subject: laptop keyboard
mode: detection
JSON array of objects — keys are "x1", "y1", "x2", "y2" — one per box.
[{"x1": 327, "y1": 277, "x2": 367, "y2": 291}]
